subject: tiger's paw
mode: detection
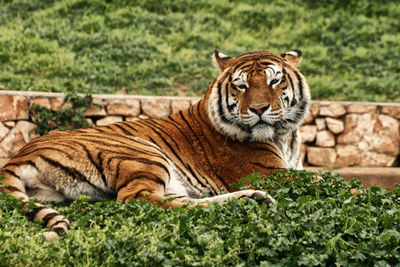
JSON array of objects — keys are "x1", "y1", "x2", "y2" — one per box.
[
  {"x1": 43, "y1": 231, "x2": 60, "y2": 241},
  {"x1": 237, "y1": 190, "x2": 275, "y2": 206}
]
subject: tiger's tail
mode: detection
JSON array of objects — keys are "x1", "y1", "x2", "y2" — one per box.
[{"x1": 0, "y1": 169, "x2": 70, "y2": 241}]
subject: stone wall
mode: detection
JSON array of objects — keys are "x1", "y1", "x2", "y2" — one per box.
[
  {"x1": 300, "y1": 102, "x2": 400, "y2": 167},
  {"x1": 1, "y1": 90, "x2": 399, "y2": 168}
]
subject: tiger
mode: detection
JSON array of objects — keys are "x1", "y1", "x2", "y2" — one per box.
[{"x1": 0, "y1": 49, "x2": 310, "y2": 241}]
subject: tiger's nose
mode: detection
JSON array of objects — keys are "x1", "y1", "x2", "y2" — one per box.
[{"x1": 249, "y1": 104, "x2": 270, "y2": 115}]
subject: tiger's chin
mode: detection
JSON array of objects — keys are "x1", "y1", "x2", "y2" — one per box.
[{"x1": 248, "y1": 125, "x2": 276, "y2": 142}]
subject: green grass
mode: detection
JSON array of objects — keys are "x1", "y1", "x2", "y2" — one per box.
[
  {"x1": 0, "y1": 0, "x2": 400, "y2": 101},
  {"x1": 1, "y1": 170, "x2": 400, "y2": 266}
]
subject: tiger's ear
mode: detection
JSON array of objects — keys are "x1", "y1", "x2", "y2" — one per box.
[
  {"x1": 280, "y1": 49, "x2": 302, "y2": 67},
  {"x1": 212, "y1": 50, "x2": 232, "y2": 72}
]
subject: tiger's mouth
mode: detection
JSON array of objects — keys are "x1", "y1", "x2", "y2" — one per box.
[
  {"x1": 252, "y1": 119, "x2": 274, "y2": 128},
  {"x1": 251, "y1": 119, "x2": 287, "y2": 130},
  {"x1": 255, "y1": 120, "x2": 271, "y2": 126}
]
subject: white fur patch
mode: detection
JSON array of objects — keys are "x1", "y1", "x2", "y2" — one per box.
[
  {"x1": 218, "y1": 52, "x2": 229, "y2": 59},
  {"x1": 16, "y1": 164, "x2": 67, "y2": 202},
  {"x1": 232, "y1": 70, "x2": 249, "y2": 91},
  {"x1": 265, "y1": 64, "x2": 283, "y2": 88},
  {"x1": 15, "y1": 165, "x2": 40, "y2": 188},
  {"x1": 213, "y1": 51, "x2": 230, "y2": 71},
  {"x1": 208, "y1": 85, "x2": 250, "y2": 142},
  {"x1": 165, "y1": 169, "x2": 189, "y2": 197}
]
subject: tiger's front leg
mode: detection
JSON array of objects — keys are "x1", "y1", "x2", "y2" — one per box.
[
  {"x1": 114, "y1": 160, "x2": 207, "y2": 209},
  {"x1": 116, "y1": 178, "x2": 207, "y2": 209},
  {"x1": 169, "y1": 190, "x2": 275, "y2": 206}
]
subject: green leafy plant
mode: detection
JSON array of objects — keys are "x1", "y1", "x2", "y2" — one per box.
[
  {"x1": 30, "y1": 92, "x2": 99, "y2": 135},
  {"x1": 1, "y1": 170, "x2": 399, "y2": 266}
]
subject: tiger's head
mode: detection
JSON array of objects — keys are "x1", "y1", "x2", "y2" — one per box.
[{"x1": 206, "y1": 50, "x2": 310, "y2": 142}]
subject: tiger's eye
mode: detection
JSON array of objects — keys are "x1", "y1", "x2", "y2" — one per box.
[{"x1": 270, "y1": 79, "x2": 280, "y2": 86}]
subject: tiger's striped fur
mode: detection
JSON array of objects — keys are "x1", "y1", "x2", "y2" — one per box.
[{"x1": 0, "y1": 49, "x2": 310, "y2": 240}]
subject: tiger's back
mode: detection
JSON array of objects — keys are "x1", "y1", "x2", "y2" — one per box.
[{"x1": 0, "y1": 49, "x2": 310, "y2": 240}]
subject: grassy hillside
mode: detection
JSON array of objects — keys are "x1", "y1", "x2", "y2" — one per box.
[
  {"x1": 0, "y1": 0, "x2": 400, "y2": 102},
  {"x1": 1, "y1": 170, "x2": 400, "y2": 266}
]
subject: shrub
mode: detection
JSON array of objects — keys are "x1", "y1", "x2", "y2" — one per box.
[
  {"x1": 1, "y1": 170, "x2": 399, "y2": 266},
  {"x1": 30, "y1": 92, "x2": 99, "y2": 135}
]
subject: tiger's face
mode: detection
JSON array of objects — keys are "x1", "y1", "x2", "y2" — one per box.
[{"x1": 207, "y1": 50, "x2": 310, "y2": 142}]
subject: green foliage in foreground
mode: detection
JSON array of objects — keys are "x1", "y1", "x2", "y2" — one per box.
[
  {"x1": 1, "y1": 170, "x2": 400, "y2": 266},
  {"x1": 1, "y1": 0, "x2": 400, "y2": 102}
]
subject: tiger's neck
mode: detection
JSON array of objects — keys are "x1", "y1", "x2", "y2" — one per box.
[{"x1": 176, "y1": 97, "x2": 224, "y2": 145}]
